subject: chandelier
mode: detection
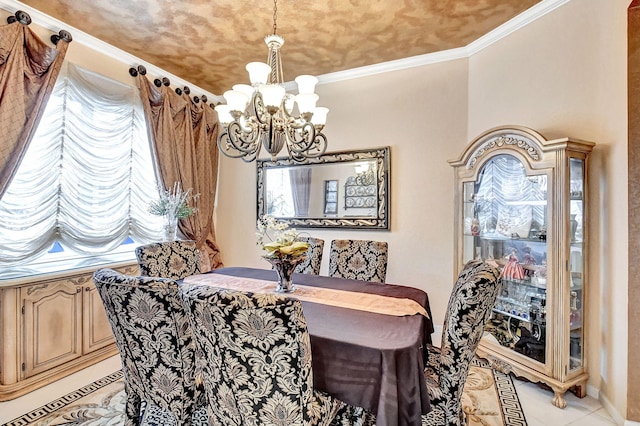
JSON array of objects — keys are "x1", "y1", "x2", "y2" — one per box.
[{"x1": 214, "y1": 0, "x2": 329, "y2": 163}]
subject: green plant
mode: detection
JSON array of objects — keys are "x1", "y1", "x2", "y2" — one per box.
[{"x1": 148, "y1": 182, "x2": 198, "y2": 219}]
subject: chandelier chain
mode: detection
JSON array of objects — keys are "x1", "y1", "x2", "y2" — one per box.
[{"x1": 272, "y1": 0, "x2": 278, "y2": 35}]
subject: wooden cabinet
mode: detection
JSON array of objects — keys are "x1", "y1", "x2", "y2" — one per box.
[
  {"x1": 449, "y1": 126, "x2": 594, "y2": 408},
  {"x1": 81, "y1": 276, "x2": 115, "y2": 354},
  {"x1": 21, "y1": 281, "x2": 82, "y2": 378},
  {"x1": 0, "y1": 262, "x2": 139, "y2": 401}
]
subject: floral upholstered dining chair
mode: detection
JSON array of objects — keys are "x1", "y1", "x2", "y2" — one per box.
[
  {"x1": 330, "y1": 259, "x2": 501, "y2": 426},
  {"x1": 328, "y1": 239, "x2": 388, "y2": 283},
  {"x1": 135, "y1": 240, "x2": 202, "y2": 280},
  {"x1": 181, "y1": 285, "x2": 344, "y2": 426},
  {"x1": 421, "y1": 259, "x2": 501, "y2": 425},
  {"x1": 295, "y1": 236, "x2": 325, "y2": 275},
  {"x1": 92, "y1": 268, "x2": 206, "y2": 426}
]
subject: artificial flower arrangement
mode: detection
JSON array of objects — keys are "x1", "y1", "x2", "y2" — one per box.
[
  {"x1": 256, "y1": 215, "x2": 309, "y2": 259},
  {"x1": 148, "y1": 182, "x2": 199, "y2": 220}
]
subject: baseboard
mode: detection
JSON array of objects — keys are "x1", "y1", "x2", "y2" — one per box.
[
  {"x1": 587, "y1": 383, "x2": 599, "y2": 399},
  {"x1": 599, "y1": 391, "x2": 628, "y2": 425}
]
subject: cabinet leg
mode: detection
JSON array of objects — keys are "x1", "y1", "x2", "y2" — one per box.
[
  {"x1": 573, "y1": 381, "x2": 587, "y2": 398},
  {"x1": 552, "y1": 389, "x2": 568, "y2": 409}
]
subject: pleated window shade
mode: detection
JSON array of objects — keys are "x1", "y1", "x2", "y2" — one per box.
[{"x1": 0, "y1": 63, "x2": 164, "y2": 268}]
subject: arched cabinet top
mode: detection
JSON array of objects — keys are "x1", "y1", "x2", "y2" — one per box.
[{"x1": 448, "y1": 125, "x2": 595, "y2": 174}]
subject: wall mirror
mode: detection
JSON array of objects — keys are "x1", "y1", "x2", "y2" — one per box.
[{"x1": 257, "y1": 147, "x2": 390, "y2": 229}]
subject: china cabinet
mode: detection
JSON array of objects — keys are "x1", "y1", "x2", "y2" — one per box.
[{"x1": 449, "y1": 126, "x2": 594, "y2": 408}]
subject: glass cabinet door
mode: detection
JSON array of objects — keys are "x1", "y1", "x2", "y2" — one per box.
[
  {"x1": 569, "y1": 158, "x2": 585, "y2": 372},
  {"x1": 462, "y1": 154, "x2": 549, "y2": 364}
]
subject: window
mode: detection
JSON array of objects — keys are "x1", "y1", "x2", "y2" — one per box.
[
  {"x1": 265, "y1": 168, "x2": 295, "y2": 217},
  {"x1": 0, "y1": 63, "x2": 163, "y2": 273}
]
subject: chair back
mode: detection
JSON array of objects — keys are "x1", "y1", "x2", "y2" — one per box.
[
  {"x1": 181, "y1": 286, "x2": 318, "y2": 425},
  {"x1": 135, "y1": 240, "x2": 202, "y2": 279},
  {"x1": 328, "y1": 239, "x2": 388, "y2": 283},
  {"x1": 434, "y1": 260, "x2": 501, "y2": 424},
  {"x1": 93, "y1": 268, "x2": 199, "y2": 425},
  {"x1": 295, "y1": 236, "x2": 325, "y2": 275}
]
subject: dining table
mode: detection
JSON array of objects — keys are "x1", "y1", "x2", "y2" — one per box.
[{"x1": 182, "y1": 266, "x2": 434, "y2": 426}]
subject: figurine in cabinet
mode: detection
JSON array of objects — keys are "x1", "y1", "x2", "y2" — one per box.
[
  {"x1": 471, "y1": 218, "x2": 480, "y2": 236},
  {"x1": 502, "y1": 248, "x2": 525, "y2": 280},
  {"x1": 521, "y1": 246, "x2": 537, "y2": 277}
]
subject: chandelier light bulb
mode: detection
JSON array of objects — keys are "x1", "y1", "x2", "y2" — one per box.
[
  {"x1": 295, "y1": 75, "x2": 318, "y2": 94},
  {"x1": 223, "y1": 90, "x2": 249, "y2": 113},
  {"x1": 283, "y1": 94, "x2": 295, "y2": 115},
  {"x1": 214, "y1": 104, "x2": 233, "y2": 124},
  {"x1": 259, "y1": 84, "x2": 286, "y2": 109},
  {"x1": 311, "y1": 106, "x2": 329, "y2": 126},
  {"x1": 246, "y1": 62, "x2": 271, "y2": 86},
  {"x1": 295, "y1": 93, "x2": 319, "y2": 115},
  {"x1": 232, "y1": 84, "x2": 255, "y2": 100}
]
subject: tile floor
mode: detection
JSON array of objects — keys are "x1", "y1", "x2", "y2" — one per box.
[
  {"x1": 0, "y1": 355, "x2": 620, "y2": 425},
  {"x1": 0, "y1": 356, "x2": 122, "y2": 425},
  {"x1": 515, "y1": 379, "x2": 617, "y2": 426}
]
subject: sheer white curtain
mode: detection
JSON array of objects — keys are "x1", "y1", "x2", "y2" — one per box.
[
  {"x1": 0, "y1": 63, "x2": 163, "y2": 266},
  {"x1": 289, "y1": 167, "x2": 312, "y2": 216},
  {"x1": 475, "y1": 154, "x2": 546, "y2": 235}
]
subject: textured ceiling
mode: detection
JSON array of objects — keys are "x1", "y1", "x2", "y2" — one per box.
[{"x1": 20, "y1": 0, "x2": 542, "y2": 95}]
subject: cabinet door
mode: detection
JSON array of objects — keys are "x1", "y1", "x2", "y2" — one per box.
[
  {"x1": 567, "y1": 157, "x2": 586, "y2": 376},
  {"x1": 82, "y1": 284, "x2": 114, "y2": 353},
  {"x1": 21, "y1": 281, "x2": 82, "y2": 378},
  {"x1": 462, "y1": 154, "x2": 551, "y2": 372}
]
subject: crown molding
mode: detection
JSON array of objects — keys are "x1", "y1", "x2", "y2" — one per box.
[
  {"x1": 0, "y1": 0, "x2": 219, "y2": 100},
  {"x1": 466, "y1": 0, "x2": 570, "y2": 55},
  {"x1": 317, "y1": 47, "x2": 469, "y2": 85},
  {"x1": 319, "y1": 0, "x2": 569, "y2": 84},
  {"x1": 0, "y1": 0, "x2": 570, "y2": 94}
]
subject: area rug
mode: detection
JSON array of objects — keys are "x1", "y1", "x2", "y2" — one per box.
[
  {"x1": 4, "y1": 359, "x2": 527, "y2": 426},
  {"x1": 463, "y1": 358, "x2": 528, "y2": 426}
]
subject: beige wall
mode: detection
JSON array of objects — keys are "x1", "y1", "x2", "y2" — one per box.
[{"x1": 467, "y1": 0, "x2": 629, "y2": 418}]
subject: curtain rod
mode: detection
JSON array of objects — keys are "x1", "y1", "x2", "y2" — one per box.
[
  {"x1": 6, "y1": 9, "x2": 72, "y2": 45},
  {"x1": 129, "y1": 65, "x2": 213, "y2": 107}
]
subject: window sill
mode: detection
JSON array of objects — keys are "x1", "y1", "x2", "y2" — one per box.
[{"x1": 0, "y1": 251, "x2": 138, "y2": 285}]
